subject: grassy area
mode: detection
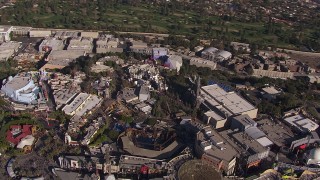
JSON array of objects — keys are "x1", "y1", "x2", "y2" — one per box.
[{"x1": 0, "y1": 1, "x2": 319, "y2": 50}]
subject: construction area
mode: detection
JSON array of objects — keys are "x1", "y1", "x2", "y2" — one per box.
[{"x1": 178, "y1": 160, "x2": 222, "y2": 180}]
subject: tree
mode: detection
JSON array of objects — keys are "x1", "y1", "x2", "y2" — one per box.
[
  {"x1": 108, "y1": 130, "x2": 119, "y2": 141},
  {"x1": 249, "y1": 43, "x2": 258, "y2": 56},
  {"x1": 9, "y1": 32, "x2": 13, "y2": 40},
  {"x1": 145, "y1": 118, "x2": 157, "y2": 126},
  {"x1": 120, "y1": 114, "x2": 133, "y2": 124},
  {"x1": 245, "y1": 65, "x2": 254, "y2": 75}
]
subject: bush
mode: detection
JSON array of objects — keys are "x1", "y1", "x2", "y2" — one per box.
[
  {"x1": 108, "y1": 130, "x2": 119, "y2": 141},
  {"x1": 120, "y1": 115, "x2": 133, "y2": 124},
  {"x1": 145, "y1": 118, "x2": 157, "y2": 126}
]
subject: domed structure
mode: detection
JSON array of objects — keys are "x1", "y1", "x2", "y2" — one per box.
[
  {"x1": 217, "y1": 50, "x2": 232, "y2": 60},
  {"x1": 105, "y1": 174, "x2": 116, "y2": 180},
  {"x1": 305, "y1": 148, "x2": 320, "y2": 165},
  {"x1": 310, "y1": 148, "x2": 320, "y2": 160}
]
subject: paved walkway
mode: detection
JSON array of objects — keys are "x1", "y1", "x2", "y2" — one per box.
[{"x1": 276, "y1": 162, "x2": 320, "y2": 172}]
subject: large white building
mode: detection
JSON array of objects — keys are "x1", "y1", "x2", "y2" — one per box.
[
  {"x1": 62, "y1": 93, "x2": 102, "y2": 133},
  {"x1": 67, "y1": 37, "x2": 93, "y2": 52},
  {"x1": 62, "y1": 93, "x2": 101, "y2": 116},
  {"x1": 283, "y1": 114, "x2": 319, "y2": 133},
  {"x1": 201, "y1": 47, "x2": 232, "y2": 62},
  {"x1": 0, "y1": 25, "x2": 13, "y2": 42},
  {"x1": 199, "y1": 84, "x2": 258, "y2": 129},
  {"x1": 96, "y1": 36, "x2": 123, "y2": 53},
  {"x1": 29, "y1": 29, "x2": 52, "y2": 37},
  {"x1": 1, "y1": 74, "x2": 39, "y2": 104}
]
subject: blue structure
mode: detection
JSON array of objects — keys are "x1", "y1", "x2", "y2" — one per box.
[
  {"x1": 207, "y1": 80, "x2": 233, "y2": 92},
  {"x1": 152, "y1": 48, "x2": 167, "y2": 60},
  {"x1": 1, "y1": 74, "x2": 39, "y2": 104}
]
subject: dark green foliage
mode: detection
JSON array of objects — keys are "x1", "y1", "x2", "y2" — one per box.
[
  {"x1": 0, "y1": 59, "x2": 18, "y2": 80},
  {"x1": 2, "y1": 0, "x2": 319, "y2": 50}
]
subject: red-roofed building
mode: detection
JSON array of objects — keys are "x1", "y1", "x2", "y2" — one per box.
[{"x1": 6, "y1": 125, "x2": 33, "y2": 146}]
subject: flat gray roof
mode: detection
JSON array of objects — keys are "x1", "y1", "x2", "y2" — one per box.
[
  {"x1": 119, "y1": 155, "x2": 165, "y2": 169},
  {"x1": 40, "y1": 38, "x2": 64, "y2": 49},
  {"x1": 257, "y1": 119, "x2": 295, "y2": 147},
  {"x1": 62, "y1": 93, "x2": 89, "y2": 115},
  {"x1": 232, "y1": 114, "x2": 257, "y2": 129},
  {"x1": 47, "y1": 50, "x2": 85, "y2": 66},
  {"x1": 197, "y1": 128, "x2": 238, "y2": 162},
  {"x1": 262, "y1": 86, "x2": 281, "y2": 95},
  {"x1": 231, "y1": 131, "x2": 268, "y2": 154},
  {"x1": 2, "y1": 76, "x2": 32, "y2": 91},
  {"x1": 204, "y1": 110, "x2": 225, "y2": 121},
  {"x1": 201, "y1": 84, "x2": 256, "y2": 115}
]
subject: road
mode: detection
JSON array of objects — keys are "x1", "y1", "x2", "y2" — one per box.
[{"x1": 12, "y1": 26, "x2": 320, "y2": 55}]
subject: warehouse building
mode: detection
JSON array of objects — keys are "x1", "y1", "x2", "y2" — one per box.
[
  {"x1": 0, "y1": 25, "x2": 13, "y2": 42},
  {"x1": 81, "y1": 31, "x2": 99, "y2": 39},
  {"x1": 199, "y1": 84, "x2": 258, "y2": 129},
  {"x1": 41, "y1": 50, "x2": 86, "y2": 70},
  {"x1": 283, "y1": 114, "x2": 319, "y2": 133},
  {"x1": 67, "y1": 37, "x2": 93, "y2": 52},
  {"x1": 219, "y1": 115, "x2": 272, "y2": 169},
  {"x1": 29, "y1": 29, "x2": 51, "y2": 37},
  {"x1": 193, "y1": 124, "x2": 238, "y2": 175}
]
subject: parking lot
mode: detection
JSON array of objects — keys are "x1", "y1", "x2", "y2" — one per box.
[{"x1": 12, "y1": 37, "x2": 43, "y2": 56}]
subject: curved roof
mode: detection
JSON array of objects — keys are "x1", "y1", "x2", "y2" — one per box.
[
  {"x1": 17, "y1": 135, "x2": 35, "y2": 149},
  {"x1": 310, "y1": 148, "x2": 320, "y2": 161},
  {"x1": 202, "y1": 47, "x2": 219, "y2": 53},
  {"x1": 217, "y1": 50, "x2": 232, "y2": 59},
  {"x1": 105, "y1": 174, "x2": 116, "y2": 180}
]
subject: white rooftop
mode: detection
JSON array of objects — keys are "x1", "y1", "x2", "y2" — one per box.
[
  {"x1": 262, "y1": 86, "x2": 281, "y2": 95},
  {"x1": 204, "y1": 110, "x2": 225, "y2": 121},
  {"x1": 17, "y1": 135, "x2": 35, "y2": 149},
  {"x1": 62, "y1": 93, "x2": 90, "y2": 115},
  {"x1": 201, "y1": 84, "x2": 256, "y2": 115},
  {"x1": 256, "y1": 137, "x2": 274, "y2": 147},
  {"x1": 284, "y1": 114, "x2": 319, "y2": 132},
  {"x1": 0, "y1": 25, "x2": 12, "y2": 32}
]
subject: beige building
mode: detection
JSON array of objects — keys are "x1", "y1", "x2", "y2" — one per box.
[
  {"x1": 195, "y1": 126, "x2": 238, "y2": 175},
  {"x1": 67, "y1": 37, "x2": 93, "y2": 52},
  {"x1": 81, "y1": 31, "x2": 99, "y2": 39},
  {"x1": 199, "y1": 84, "x2": 258, "y2": 129},
  {"x1": 12, "y1": 26, "x2": 32, "y2": 36},
  {"x1": 41, "y1": 50, "x2": 86, "y2": 70},
  {"x1": 190, "y1": 57, "x2": 217, "y2": 70},
  {"x1": 253, "y1": 69, "x2": 294, "y2": 79},
  {"x1": 0, "y1": 25, "x2": 13, "y2": 42},
  {"x1": 204, "y1": 111, "x2": 227, "y2": 129},
  {"x1": 29, "y1": 29, "x2": 51, "y2": 37}
]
